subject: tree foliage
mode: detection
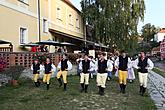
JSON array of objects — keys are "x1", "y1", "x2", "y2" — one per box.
[
  {"x1": 81, "y1": 0, "x2": 145, "y2": 53},
  {"x1": 141, "y1": 23, "x2": 160, "y2": 42}
]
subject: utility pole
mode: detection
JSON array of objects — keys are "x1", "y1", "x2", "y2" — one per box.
[{"x1": 38, "y1": 0, "x2": 41, "y2": 42}]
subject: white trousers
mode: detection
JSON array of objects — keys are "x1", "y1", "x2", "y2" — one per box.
[
  {"x1": 80, "y1": 73, "x2": 89, "y2": 85},
  {"x1": 97, "y1": 73, "x2": 107, "y2": 88},
  {"x1": 138, "y1": 72, "x2": 148, "y2": 88}
]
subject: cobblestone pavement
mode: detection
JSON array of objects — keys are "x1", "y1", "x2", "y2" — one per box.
[
  {"x1": 148, "y1": 70, "x2": 165, "y2": 110},
  {"x1": 154, "y1": 62, "x2": 165, "y2": 71}
]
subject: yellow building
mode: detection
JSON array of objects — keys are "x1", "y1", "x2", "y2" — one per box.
[{"x1": 0, "y1": 0, "x2": 84, "y2": 52}]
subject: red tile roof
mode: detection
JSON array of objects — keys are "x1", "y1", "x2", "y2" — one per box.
[
  {"x1": 152, "y1": 46, "x2": 160, "y2": 51},
  {"x1": 159, "y1": 29, "x2": 165, "y2": 33}
]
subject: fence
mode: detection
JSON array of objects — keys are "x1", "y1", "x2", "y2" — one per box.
[
  {"x1": 0, "y1": 52, "x2": 80, "y2": 69},
  {"x1": 0, "y1": 47, "x2": 13, "y2": 52}
]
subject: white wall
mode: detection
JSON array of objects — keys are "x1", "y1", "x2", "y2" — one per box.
[{"x1": 155, "y1": 33, "x2": 165, "y2": 42}]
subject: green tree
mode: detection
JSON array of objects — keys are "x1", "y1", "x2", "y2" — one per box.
[
  {"x1": 141, "y1": 23, "x2": 160, "y2": 42},
  {"x1": 139, "y1": 23, "x2": 160, "y2": 52},
  {"x1": 81, "y1": 0, "x2": 145, "y2": 53}
]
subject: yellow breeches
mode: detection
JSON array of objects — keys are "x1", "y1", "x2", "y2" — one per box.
[
  {"x1": 118, "y1": 70, "x2": 128, "y2": 85},
  {"x1": 43, "y1": 74, "x2": 51, "y2": 84},
  {"x1": 57, "y1": 70, "x2": 67, "y2": 83},
  {"x1": 33, "y1": 74, "x2": 39, "y2": 82}
]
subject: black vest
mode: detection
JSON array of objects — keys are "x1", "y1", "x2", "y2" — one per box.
[
  {"x1": 119, "y1": 56, "x2": 128, "y2": 71},
  {"x1": 82, "y1": 60, "x2": 90, "y2": 73},
  {"x1": 138, "y1": 57, "x2": 148, "y2": 73},
  {"x1": 98, "y1": 60, "x2": 107, "y2": 73},
  {"x1": 45, "y1": 63, "x2": 52, "y2": 74},
  {"x1": 61, "y1": 59, "x2": 68, "y2": 71},
  {"x1": 33, "y1": 63, "x2": 40, "y2": 74}
]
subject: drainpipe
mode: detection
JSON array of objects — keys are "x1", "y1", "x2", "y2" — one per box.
[{"x1": 38, "y1": 0, "x2": 41, "y2": 42}]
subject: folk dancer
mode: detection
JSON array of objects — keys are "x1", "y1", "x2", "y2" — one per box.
[
  {"x1": 115, "y1": 51, "x2": 131, "y2": 94},
  {"x1": 134, "y1": 51, "x2": 154, "y2": 96},
  {"x1": 57, "y1": 54, "x2": 72, "y2": 91}
]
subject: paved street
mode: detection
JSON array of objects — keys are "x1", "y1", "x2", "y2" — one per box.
[
  {"x1": 148, "y1": 70, "x2": 165, "y2": 110},
  {"x1": 154, "y1": 61, "x2": 165, "y2": 71}
]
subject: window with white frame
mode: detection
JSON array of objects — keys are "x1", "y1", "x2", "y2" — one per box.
[
  {"x1": 76, "y1": 18, "x2": 80, "y2": 28},
  {"x1": 20, "y1": 27, "x2": 27, "y2": 44},
  {"x1": 69, "y1": 14, "x2": 73, "y2": 25},
  {"x1": 56, "y1": 7, "x2": 61, "y2": 20},
  {"x1": 43, "y1": 19, "x2": 48, "y2": 33}
]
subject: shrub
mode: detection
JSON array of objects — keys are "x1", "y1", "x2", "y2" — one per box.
[
  {"x1": 0, "y1": 57, "x2": 7, "y2": 72},
  {"x1": 8, "y1": 66, "x2": 25, "y2": 80}
]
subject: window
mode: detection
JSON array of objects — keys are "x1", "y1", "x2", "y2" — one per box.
[
  {"x1": 69, "y1": 14, "x2": 73, "y2": 25},
  {"x1": 76, "y1": 18, "x2": 80, "y2": 28},
  {"x1": 56, "y1": 7, "x2": 61, "y2": 20},
  {"x1": 43, "y1": 19, "x2": 48, "y2": 33},
  {"x1": 20, "y1": 27, "x2": 27, "y2": 44}
]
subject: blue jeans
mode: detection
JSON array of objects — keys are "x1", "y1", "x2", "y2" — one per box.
[{"x1": 107, "y1": 71, "x2": 112, "y2": 78}]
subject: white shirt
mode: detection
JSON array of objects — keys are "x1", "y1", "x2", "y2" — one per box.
[
  {"x1": 95, "y1": 59, "x2": 111, "y2": 71},
  {"x1": 134, "y1": 57, "x2": 154, "y2": 70},
  {"x1": 31, "y1": 64, "x2": 56, "y2": 72},
  {"x1": 107, "y1": 59, "x2": 114, "y2": 72},
  {"x1": 114, "y1": 56, "x2": 132, "y2": 69},
  {"x1": 57, "y1": 60, "x2": 72, "y2": 71},
  {"x1": 79, "y1": 60, "x2": 95, "y2": 72}
]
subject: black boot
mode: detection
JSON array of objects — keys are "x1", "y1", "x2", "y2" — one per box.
[
  {"x1": 85, "y1": 85, "x2": 88, "y2": 93},
  {"x1": 37, "y1": 81, "x2": 40, "y2": 87},
  {"x1": 34, "y1": 82, "x2": 38, "y2": 87},
  {"x1": 80, "y1": 83, "x2": 84, "y2": 93},
  {"x1": 47, "y1": 84, "x2": 50, "y2": 90},
  {"x1": 100, "y1": 87, "x2": 105, "y2": 96},
  {"x1": 120, "y1": 84, "x2": 123, "y2": 93},
  {"x1": 58, "y1": 78, "x2": 62, "y2": 87},
  {"x1": 98, "y1": 86, "x2": 101, "y2": 94},
  {"x1": 122, "y1": 85, "x2": 126, "y2": 94},
  {"x1": 139, "y1": 86, "x2": 143, "y2": 95},
  {"x1": 64, "y1": 83, "x2": 67, "y2": 91},
  {"x1": 142, "y1": 87, "x2": 146, "y2": 96}
]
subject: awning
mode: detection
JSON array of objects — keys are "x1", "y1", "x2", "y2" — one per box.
[
  {"x1": 0, "y1": 40, "x2": 11, "y2": 44},
  {"x1": 49, "y1": 29, "x2": 85, "y2": 42},
  {"x1": 60, "y1": 42, "x2": 75, "y2": 46},
  {"x1": 36, "y1": 39, "x2": 60, "y2": 46},
  {"x1": 20, "y1": 42, "x2": 39, "y2": 47}
]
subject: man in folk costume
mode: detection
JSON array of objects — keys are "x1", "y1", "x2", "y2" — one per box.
[
  {"x1": 57, "y1": 54, "x2": 72, "y2": 91},
  {"x1": 134, "y1": 51, "x2": 154, "y2": 96},
  {"x1": 115, "y1": 50, "x2": 131, "y2": 94},
  {"x1": 31, "y1": 58, "x2": 40, "y2": 87},
  {"x1": 96, "y1": 53, "x2": 109, "y2": 96},
  {"x1": 79, "y1": 54, "x2": 94, "y2": 93},
  {"x1": 43, "y1": 58, "x2": 56, "y2": 90}
]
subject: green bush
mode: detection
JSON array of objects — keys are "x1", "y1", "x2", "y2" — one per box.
[{"x1": 1, "y1": 66, "x2": 25, "y2": 80}]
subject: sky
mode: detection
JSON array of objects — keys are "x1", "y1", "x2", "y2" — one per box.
[{"x1": 71, "y1": 0, "x2": 165, "y2": 33}]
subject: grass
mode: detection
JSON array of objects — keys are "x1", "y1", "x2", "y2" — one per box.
[
  {"x1": 152, "y1": 68, "x2": 165, "y2": 78},
  {"x1": 0, "y1": 75, "x2": 156, "y2": 110}
]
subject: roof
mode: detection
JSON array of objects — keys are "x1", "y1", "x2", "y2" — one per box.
[
  {"x1": 0, "y1": 40, "x2": 11, "y2": 44},
  {"x1": 152, "y1": 46, "x2": 160, "y2": 51},
  {"x1": 63, "y1": 0, "x2": 81, "y2": 13},
  {"x1": 158, "y1": 29, "x2": 165, "y2": 33}
]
